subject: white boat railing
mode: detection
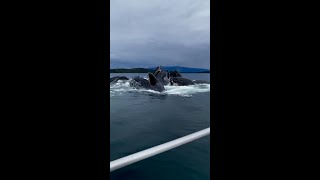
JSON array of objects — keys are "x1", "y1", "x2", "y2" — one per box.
[{"x1": 110, "y1": 127, "x2": 210, "y2": 172}]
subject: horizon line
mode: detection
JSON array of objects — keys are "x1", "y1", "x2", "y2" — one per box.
[{"x1": 110, "y1": 66, "x2": 210, "y2": 70}]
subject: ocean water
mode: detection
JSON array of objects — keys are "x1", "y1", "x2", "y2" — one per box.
[{"x1": 110, "y1": 73, "x2": 210, "y2": 180}]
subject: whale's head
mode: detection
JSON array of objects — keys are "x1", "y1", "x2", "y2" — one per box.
[
  {"x1": 153, "y1": 66, "x2": 170, "y2": 85},
  {"x1": 148, "y1": 73, "x2": 165, "y2": 92}
]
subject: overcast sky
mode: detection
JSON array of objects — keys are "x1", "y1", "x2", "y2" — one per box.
[{"x1": 110, "y1": 0, "x2": 210, "y2": 69}]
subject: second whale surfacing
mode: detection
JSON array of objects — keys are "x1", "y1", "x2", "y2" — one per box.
[{"x1": 152, "y1": 66, "x2": 210, "y2": 86}]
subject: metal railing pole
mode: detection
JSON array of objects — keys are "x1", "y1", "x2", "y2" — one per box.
[{"x1": 110, "y1": 127, "x2": 210, "y2": 172}]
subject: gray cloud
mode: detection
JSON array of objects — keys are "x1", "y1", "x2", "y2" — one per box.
[{"x1": 110, "y1": 0, "x2": 210, "y2": 69}]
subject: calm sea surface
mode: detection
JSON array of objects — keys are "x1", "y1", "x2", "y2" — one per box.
[{"x1": 110, "y1": 73, "x2": 210, "y2": 180}]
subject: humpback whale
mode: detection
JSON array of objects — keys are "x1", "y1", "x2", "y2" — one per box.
[
  {"x1": 110, "y1": 66, "x2": 210, "y2": 90},
  {"x1": 153, "y1": 66, "x2": 170, "y2": 85},
  {"x1": 170, "y1": 77, "x2": 210, "y2": 86},
  {"x1": 110, "y1": 76, "x2": 129, "y2": 84},
  {"x1": 153, "y1": 66, "x2": 210, "y2": 86},
  {"x1": 130, "y1": 73, "x2": 165, "y2": 92},
  {"x1": 152, "y1": 67, "x2": 185, "y2": 85},
  {"x1": 169, "y1": 70, "x2": 182, "y2": 78}
]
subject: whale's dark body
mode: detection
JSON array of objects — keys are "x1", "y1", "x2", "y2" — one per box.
[
  {"x1": 110, "y1": 73, "x2": 165, "y2": 92},
  {"x1": 153, "y1": 67, "x2": 210, "y2": 86},
  {"x1": 169, "y1": 70, "x2": 182, "y2": 78},
  {"x1": 130, "y1": 73, "x2": 165, "y2": 92},
  {"x1": 110, "y1": 76, "x2": 129, "y2": 84},
  {"x1": 110, "y1": 66, "x2": 210, "y2": 91}
]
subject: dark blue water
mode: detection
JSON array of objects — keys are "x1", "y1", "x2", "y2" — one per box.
[{"x1": 110, "y1": 73, "x2": 210, "y2": 180}]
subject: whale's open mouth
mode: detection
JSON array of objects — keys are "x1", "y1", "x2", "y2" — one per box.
[
  {"x1": 153, "y1": 66, "x2": 161, "y2": 77},
  {"x1": 148, "y1": 73, "x2": 158, "y2": 86}
]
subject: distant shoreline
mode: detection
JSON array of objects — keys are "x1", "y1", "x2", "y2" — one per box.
[
  {"x1": 110, "y1": 71, "x2": 210, "y2": 74},
  {"x1": 110, "y1": 67, "x2": 210, "y2": 73}
]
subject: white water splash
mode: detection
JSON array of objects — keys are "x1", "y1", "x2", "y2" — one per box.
[
  {"x1": 163, "y1": 84, "x2": 210, "y2": 97},
  {"x1": 110, "y1": 79, "x2": 210, "y2": 97}
]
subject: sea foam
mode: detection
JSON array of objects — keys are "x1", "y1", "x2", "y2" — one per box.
[{"x1": 110, "y1": 79, "x2": 210, "y2": 97}]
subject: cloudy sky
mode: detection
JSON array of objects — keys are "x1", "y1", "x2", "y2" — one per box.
[{"x1": 110, "y1": 0, "x2": 210, "y2": 69}]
